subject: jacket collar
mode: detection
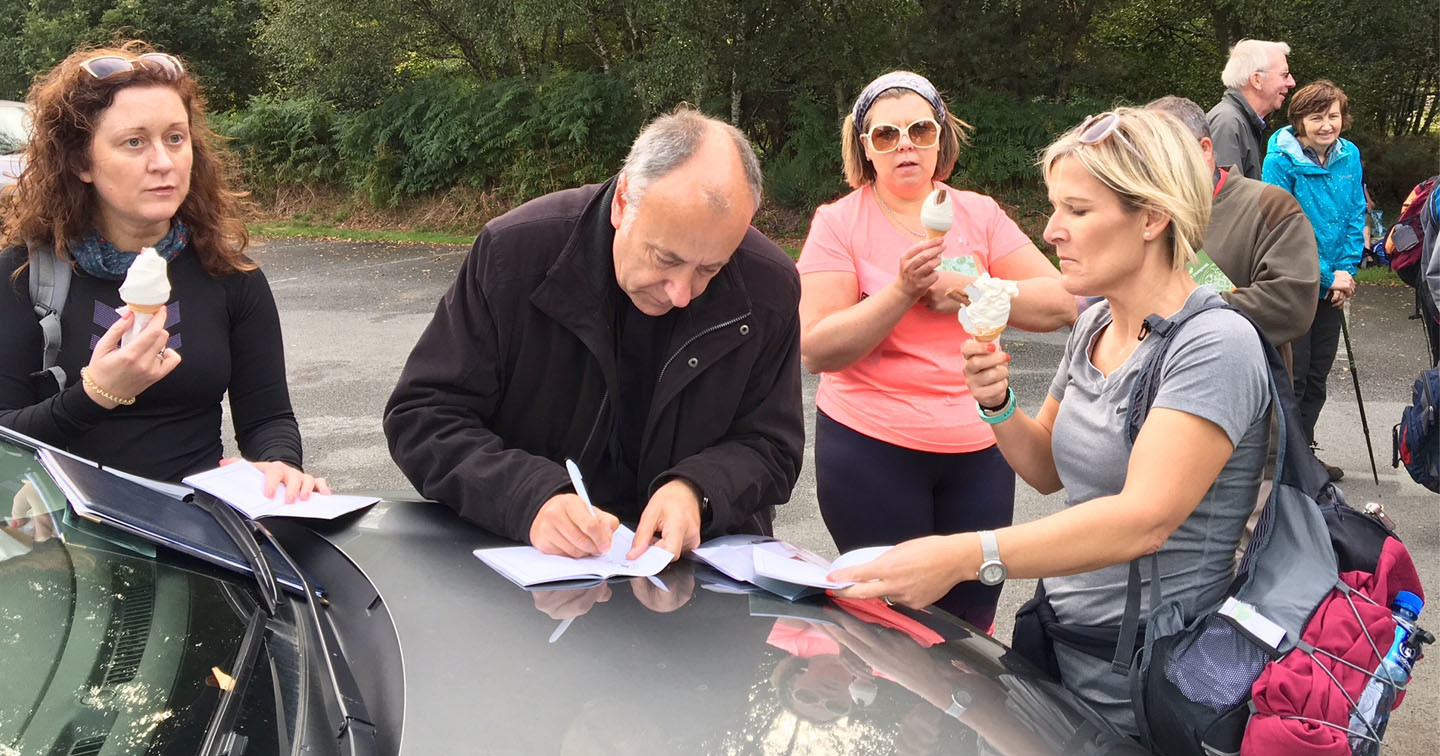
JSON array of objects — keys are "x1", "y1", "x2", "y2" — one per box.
[
  {"x1": 531, "y1": 176, "x2": 755, "y2": 388},
  {"x1": 1268, "y1": 126, "x2": 1350, "y2": 174},
  {"x1": 1224, "y1": 88, "x2": 1265, "y2": 134}
]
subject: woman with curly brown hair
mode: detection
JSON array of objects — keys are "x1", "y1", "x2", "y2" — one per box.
[{"x1": 0, "y1": 42, "x2": 327, "y2": 498}]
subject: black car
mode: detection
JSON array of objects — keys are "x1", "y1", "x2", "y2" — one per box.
[{"x1": 1, "y1": 429, "x2": 1144, "y2": 755}]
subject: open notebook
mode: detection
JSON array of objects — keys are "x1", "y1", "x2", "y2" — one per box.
[{"x1": 474, "y1": 525, "x2": 675, "y2": 587}]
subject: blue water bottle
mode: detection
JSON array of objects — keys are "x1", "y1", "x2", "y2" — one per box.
[{"x1": 1348, "y1": 591, "x2": 1424, "y2": 755}]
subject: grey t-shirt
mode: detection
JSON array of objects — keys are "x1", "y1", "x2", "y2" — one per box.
[{"x1": 1042, "y1": 287, "x2": 1270, "y2": 734}]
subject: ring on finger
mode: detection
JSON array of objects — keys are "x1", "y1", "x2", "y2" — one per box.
[
  {"x1": 882, "y1": 595, "x2": 895, "y2": 607},
  {"x1": 157, "y1": 349, "x2": 166, "y2": 361}
]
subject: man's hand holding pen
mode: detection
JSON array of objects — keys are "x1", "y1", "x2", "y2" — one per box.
[{"x1": 529, "y1": 493, "x2": 620, "y2": 557}]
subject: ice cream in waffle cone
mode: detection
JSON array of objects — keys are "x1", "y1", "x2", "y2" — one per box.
[
  {"x1": 920, "y1": 188, "x2": 951, "y2": 240},
  {"x1": 118, "y1": 247, "x2": 170, "y2": 344},
  {"x1": 957, "y1": 274, "x2": 1019, "y2": 342}
]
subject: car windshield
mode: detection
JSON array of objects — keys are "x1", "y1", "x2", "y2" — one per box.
[
  {"x1": 0, "y1": 104, "x2": 26, "y2": 155},
  {"x1": 0, "y1": 438, "x2": 292, "y2": 755}
]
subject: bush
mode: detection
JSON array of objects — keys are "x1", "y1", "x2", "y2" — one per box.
[
  {"x1": 212, "y1": 94, "x2": 343, "y2": 189},
  {"x1": 336, "y1": 70, "x2": 642, "y2": 206},
  {"x1": 1349, "y1": 130, "x2": 1440, "y2": 215},
  {"x1": 949, "y1": 90, "x2": 1102, "y2": 195},
  {"x1": 763, "y1": 97, "x2": 847, "y2": 214}
]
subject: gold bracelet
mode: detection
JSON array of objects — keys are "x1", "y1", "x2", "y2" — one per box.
[{"x1": 80, "y1": 367, "x2": 136, "y2": 406}]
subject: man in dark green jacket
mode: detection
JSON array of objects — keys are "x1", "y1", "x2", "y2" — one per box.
[{"x1": 384, "y1": 109, "x2": 804, "y2": 562}]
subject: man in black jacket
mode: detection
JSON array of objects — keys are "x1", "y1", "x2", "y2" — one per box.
[{"x1": 384, "y1": 109, "x2": 803, "y2": 561}]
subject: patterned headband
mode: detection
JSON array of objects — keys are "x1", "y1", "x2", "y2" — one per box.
[{"x1": 852, "y1": 71, "x2": 947, "y2": 134}]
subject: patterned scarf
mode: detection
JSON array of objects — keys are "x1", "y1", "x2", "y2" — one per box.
[{"x1": 71, "y1": 222, "x2": 190, "y2": 281}]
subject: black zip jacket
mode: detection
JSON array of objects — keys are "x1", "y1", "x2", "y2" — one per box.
[{"x1": 383, "y1": 178, "x2": 804, "y2": 543}]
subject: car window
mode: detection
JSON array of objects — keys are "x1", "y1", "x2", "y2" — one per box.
[
  {"x1": 0, "y1": 438, "x2": 297, "y2": 756},
  {"x1": 0, "y1": 104, "x2": 28, "y2": 155}
]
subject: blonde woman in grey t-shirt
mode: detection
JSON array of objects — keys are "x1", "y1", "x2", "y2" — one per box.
[{"x1": 831, "y1": 108, "x2": 1271, "y2": 736}]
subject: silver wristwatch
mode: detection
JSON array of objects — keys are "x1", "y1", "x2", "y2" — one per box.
[{"x1": 977, "y1": 530, "x2": 1007, "y2": 586}]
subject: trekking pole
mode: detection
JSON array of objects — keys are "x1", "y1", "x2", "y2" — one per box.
[{"x1": 1338, "y1": 308, "x2": 1381, "y2": 485}]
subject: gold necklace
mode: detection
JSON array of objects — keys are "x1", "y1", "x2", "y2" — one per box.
[{"x1": 873, "y1": 188, "x2": 926, "y2": 238}]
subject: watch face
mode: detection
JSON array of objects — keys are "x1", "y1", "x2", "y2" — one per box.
[{"x1": 979, "y1": 562, "x2": 1006, "y2": 585}]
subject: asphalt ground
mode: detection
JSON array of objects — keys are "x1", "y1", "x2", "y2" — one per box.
[{"x1": 244, "y1": 238, "x2": 1437, "y2": 754}]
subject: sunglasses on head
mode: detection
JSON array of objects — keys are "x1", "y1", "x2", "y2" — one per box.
[
  {"x1": 80, "y1": 53, "x2": 185, "y2": 81},
  {"x1": 862, "y1": 117, "x2": 941, "y2": 153},
  {"x1": 1075, "y1": 111, "x2": 1140, "y2": 154}
]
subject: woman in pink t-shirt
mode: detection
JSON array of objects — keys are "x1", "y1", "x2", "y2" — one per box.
[{"x1": 797, "y1": 71, "x2": 1075, "y2": 628}]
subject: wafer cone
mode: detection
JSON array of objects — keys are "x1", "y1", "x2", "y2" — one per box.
[
  {"x1": 969, "y1": 325, "x2": 1006, "y2": 343},
  {"x1": 122, "y1": 301, "x2": 164, "y2": 346},
  {"x1": 926, "y1": 228, "x2": 946, "y2": 241}
]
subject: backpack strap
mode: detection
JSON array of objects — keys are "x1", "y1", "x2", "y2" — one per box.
[
  {"x1": 1123, "y1": 300, "x2": 1231, "y2": 447},
  {"x1": 27, "y1": 242, "x2": 72, "y2": 391},
  {"x1": 1112, "y1": 552, "x2": 1162, "y2": 674},
  {"x1": 1110, "y1": 298, "x2": 1324, "y2": 673}
]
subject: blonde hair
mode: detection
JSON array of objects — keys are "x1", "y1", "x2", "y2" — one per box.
[
  {"x1": 1040, "y1": 107, "x2": 1211, "y2": 270},
  {"x1": 840, "y1": 88, "x2": 972, "y2": 189}
]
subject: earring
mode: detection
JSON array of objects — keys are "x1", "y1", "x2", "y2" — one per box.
[{"x1": 1143, "y1": 232, "x2": 1151, "y2": 239}]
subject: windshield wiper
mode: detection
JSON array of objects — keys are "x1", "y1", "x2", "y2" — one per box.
[
  {"x1": 198, "y1": 596, "x2": 269, "y2": 756},
  {"x1": 251, "y1": 520, "x2": 378, "y2": 755},
  {"x1": 190, "y1": 491, "x2": 279, "y2": 615},
  {"x1": 188, "y1": 494, "x2": 375, "y2": 754}
]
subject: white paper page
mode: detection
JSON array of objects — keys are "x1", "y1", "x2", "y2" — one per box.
[
  {"x1": 474, "y1": 525, "x2": 675, "y2": 587},
  {"x1": 752, "y1": 542, "x2": 848, "y2": 589},
  {"x1": 828, "y1": 546, "x2": 892, "y2": 573},
  {"x1": 689, "y1": 534, "x2": 779, "y2": 582},
  {"x1": 183, "y1": 462, "x2": 379, "y2": 520}
]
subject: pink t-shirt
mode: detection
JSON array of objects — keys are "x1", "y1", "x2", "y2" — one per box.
[{"x1": 797, "y1": 183, "x2": 1033, "y2": 452}]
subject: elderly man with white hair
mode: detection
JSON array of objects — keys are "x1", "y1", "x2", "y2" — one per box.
[
  {"x1": 1207, "y1": 39, "x2": 1296, "y2": 179},
  {"x1": 385, "y1": 108, "x2": 804, "y2": 561}
]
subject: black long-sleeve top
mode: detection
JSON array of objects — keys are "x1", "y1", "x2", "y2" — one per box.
[{"x1": 0, "y1": 244, "x2": 302, "y2": 482}]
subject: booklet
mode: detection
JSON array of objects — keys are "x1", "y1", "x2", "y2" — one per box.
[
  {"x1": 474, "y1": 525, "x2": 675, "y2": 588},
  {"x1": 751, "y1": 542, "x2": 892, "y2": 590},
  {"x1": 183, "y1": 461, "x2": 379, "y2": 520},
  {"x1": 687, "y1": 534, "x2": 892, "y2": 598}
]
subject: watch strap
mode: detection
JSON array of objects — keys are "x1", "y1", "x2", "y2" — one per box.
[{"x1": 979, "y1": 530, "x2": 1000, "y2": 563}]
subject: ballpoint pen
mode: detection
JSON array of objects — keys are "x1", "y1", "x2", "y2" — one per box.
[{"x1": 564, "y1": 458, "x2": 597, "y2": 516}]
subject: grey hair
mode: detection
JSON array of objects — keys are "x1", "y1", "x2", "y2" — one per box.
[
  {"x1": 1221, "y1": 39, "x2": 1291, "y2": 90},
  {"x1": 1146, "y1": 96, "x2": 1211, "y2": 141},
  {"x1": 620, "y1": 108, "x2": 764, "y2": 213}
]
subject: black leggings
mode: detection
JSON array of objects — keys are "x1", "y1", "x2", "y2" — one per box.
[{"x1": 814, "y1": 411, "x2": 1017, "y2": 630}]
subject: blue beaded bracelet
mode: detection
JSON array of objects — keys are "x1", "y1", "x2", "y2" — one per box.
[{"x1": 976, "y1": 388, "x2": 1017, "y2": 425}]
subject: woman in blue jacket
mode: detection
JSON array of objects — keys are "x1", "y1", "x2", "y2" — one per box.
[{"x1": 1262, "y1": 80, "x2": 1365, "y2": 480}]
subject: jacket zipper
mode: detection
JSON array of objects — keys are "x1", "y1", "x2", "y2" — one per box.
[
  {"x1": 578, "y1": 390, "x2": 609, "y2": 462},
  {"x1": 655, "y1": 312, "x2": 751, "y2": 386}
]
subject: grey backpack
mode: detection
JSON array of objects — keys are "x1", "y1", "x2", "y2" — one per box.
[{"x1": 27, "y1": 243, "x2": 71, "y2": 392}]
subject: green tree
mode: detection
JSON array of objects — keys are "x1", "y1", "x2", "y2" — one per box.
[{"x1": 0, "y1": 0, "x2": 263, "y2": 106}]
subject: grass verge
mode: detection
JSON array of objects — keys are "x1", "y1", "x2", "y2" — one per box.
[
  {"x1": 249, "y1": 221, "x2": 472, "y2": 246},
  {"x1": 1356, "y1": 266, "x2": 1404, "y2": 286}
]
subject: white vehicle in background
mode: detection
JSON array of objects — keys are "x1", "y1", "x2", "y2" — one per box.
[{"x1": 0, "y1": 99, "x2": 29, "y2": 191}]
